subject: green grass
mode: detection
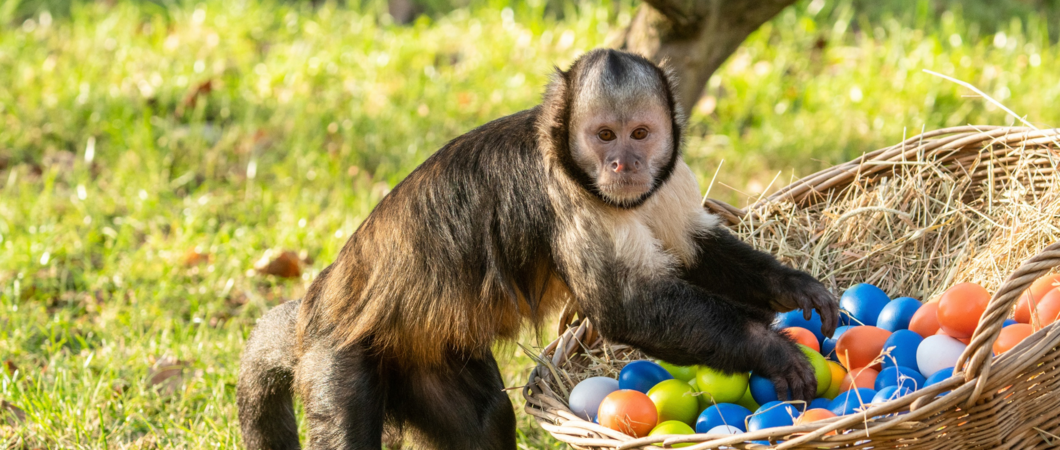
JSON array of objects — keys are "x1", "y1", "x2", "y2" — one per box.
[{"x1": 1, "y1": 0, "x2": 1059, "y2": 447}]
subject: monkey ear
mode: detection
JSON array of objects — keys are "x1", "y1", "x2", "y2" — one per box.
[{"x1": 654, "y1": 57, "x2": 688, "y2": 133}]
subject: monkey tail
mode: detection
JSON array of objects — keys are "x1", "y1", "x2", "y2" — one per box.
[{"x1": 237, "y1": 299, "x2": 302, "y2": 450}]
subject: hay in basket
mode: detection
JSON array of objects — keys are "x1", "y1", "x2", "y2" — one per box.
[{"x1": 522, "y1": 125, "x2": 1060, "y2": 449}]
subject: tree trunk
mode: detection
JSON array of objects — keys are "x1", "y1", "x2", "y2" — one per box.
[{"x1": 616, "y1": 0, "x2": 797, "y2": 114}]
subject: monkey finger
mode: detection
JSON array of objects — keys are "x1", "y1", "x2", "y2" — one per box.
[{"x1": 772, "y1": 376, "x2": 792, "y2": 402}]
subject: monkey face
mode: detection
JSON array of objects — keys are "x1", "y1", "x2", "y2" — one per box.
[{"x1": 571, "y1": 101, "x2": 674, "y2": 207}]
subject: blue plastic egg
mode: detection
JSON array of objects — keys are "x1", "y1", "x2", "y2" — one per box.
[
  {"x1": 569, "y1": 377, "x2": 620, "y2": 420},
  {"x1": 618, "y1": 360, "x2": 673, "y2": 394},
  {"x1": 695, "y1": 403, "x2": 752, "y2": 433},
  {"x1": 747, "y1": 401, "x2": 800, "y2": 431},
  {"x1": 871, "y1": 385, "x2": 911, "y2": 403},
  {"x1": 923, "y1": 367, "x2": 955, "y2": 396},
  {"x1": 880, "y1": 330, "x2": 923, "y2": 372},
  {"x1": 774, "y1": 310, "x2": 826, "y2": 345},
  {"x1": 748, "y1": 373, "x2": 789, "y2": 405},
  {"x1": 874, "y1": 366, "x2": 925, "y2": 392},
  {"x1": 809, "y1": 397, "x2": 832, "y2": 410},
  {"x1": 821, "y1": 325, "x2": 853, "y2": 362},
  {"x1": 840, "y1": 284, "x2": 891, "y2": 326},
  {"x1": 876, "y1": 297, "x2": 922, "y2": 331},
  {"x1": 829, "y1": 388, "x2": 877, "y2": 415},
  {"x1": 1003, "y1": 319, "x2": 1018, "y2": 328}
]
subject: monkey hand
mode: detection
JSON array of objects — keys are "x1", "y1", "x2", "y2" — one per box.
[
  {"x1": 769, "y1": 270, "x2": 838, "y2": 338},
  {"x1": 756, "y1": 332, "x2": 818, "y2": 403}
]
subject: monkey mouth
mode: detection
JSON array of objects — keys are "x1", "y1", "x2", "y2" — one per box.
[{"x1": 598, "y1": 179, "x2": 653, "y2": 204}]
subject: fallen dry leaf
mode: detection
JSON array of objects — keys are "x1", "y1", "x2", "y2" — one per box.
[
  {"x1": 147, "y1": 356, "x2": 190, "y2": 396},
  {"x1": 254, "y1": 250, "x2": 302, "y2": 278},
  {"x1": 182, "y1": 248, "x2": 210, "y2": 267},
  {"x1": 0, "y1": 400, "x2": 25, "y2": 425}
]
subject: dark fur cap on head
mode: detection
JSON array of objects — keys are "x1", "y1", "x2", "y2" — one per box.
[{"x1": 537, "y1": 48, "x2": 687, "y2": 209}]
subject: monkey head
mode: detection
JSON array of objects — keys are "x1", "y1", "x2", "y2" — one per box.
[{"x1": 540, "y1": 49, "x2": 685, "y2": 209}]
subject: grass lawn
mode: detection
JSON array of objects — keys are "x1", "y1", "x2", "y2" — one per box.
[{"x1": 2, "y1": 0, "x2": 1059, "y2": 447}]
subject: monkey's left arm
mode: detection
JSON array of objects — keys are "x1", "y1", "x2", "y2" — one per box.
[{"x1": 680, "y1": 226, "x2": 839, "y2": 337}]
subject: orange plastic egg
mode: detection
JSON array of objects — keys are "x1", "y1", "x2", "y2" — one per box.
[
  {"x1": 782, "y1": 327, "x2": 820, "y2": 352},
  {"x1": 838, "y1": 367, "x2": 879, "y2": 392},
  {"x1": 908, "y1": 302, "x2": 941, "y2": 338},
  {"x1": 795, "y1": 408, "x2": 838, "y2": 435},
  {"x1": 937, "y1": 283, "x2": 991, "y2": 339},
  {"x1": 795, "y1": 408, "x2": 838, "y2": 433},
  {"x1": 835, "y1": 326, "x2": 891, "y2": 371},
  {"x1": 598, "y1": 390, "x2": 658, "y2": 437},
  {"x1": 993, "y1": 323, "x2": 1033, "y2": 355},
  {"x1": 1035, "y1": 289, "x2": 1060, "y2": 328},
  {"x1": 1015, "y1": 274, "x2": 1060, "y2": 323}
]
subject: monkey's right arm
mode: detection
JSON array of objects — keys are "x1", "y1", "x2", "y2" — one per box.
[{"x1": 558, "y1": 254, "x2": 818, "y2": 402}]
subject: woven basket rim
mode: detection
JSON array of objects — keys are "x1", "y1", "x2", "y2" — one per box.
[{"x1": 522, "y1": 125, "x2": 1060, "y2": 449}]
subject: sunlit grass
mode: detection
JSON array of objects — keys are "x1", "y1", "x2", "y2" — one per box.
[{"x1": 1, "y1": 0, "x2": 1058, "y2": 447}]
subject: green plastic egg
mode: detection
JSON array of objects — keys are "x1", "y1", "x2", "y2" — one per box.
[
  {"x1": 695, "y1": 366, "x2": 748, "y2": 404},
  {"x1": 799, "y1": 344, "x2": 832, "y2": 397},
  {"x1": 647, "y1": 379, "x2": 700, "y2": 425},
  {"x1": 648, "y1": 420, "x2": 695, "y2": 447},
  {"x1": 657, "y1": 361, "x2": 697, "y2": 382}
]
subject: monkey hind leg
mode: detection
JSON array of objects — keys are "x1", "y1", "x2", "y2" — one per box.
[
  {"x1": 238, "y1": 299, "x2": 302, "y2": 450},
  {"x1": 391, "y1": 351, "x2": 516, "y2": 450}
]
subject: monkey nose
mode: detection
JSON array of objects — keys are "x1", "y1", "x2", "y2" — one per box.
[{"x1": 610, "y1": 161, "x2": 625, "y2": 173}]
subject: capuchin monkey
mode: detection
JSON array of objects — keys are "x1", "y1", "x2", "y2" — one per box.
[{"x1": 237, "y1": 49, "x2": 838, "y2": 450}]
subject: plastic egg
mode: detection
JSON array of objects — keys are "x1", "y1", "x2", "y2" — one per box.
[
  {"x1": 937, "y1": 283, "x2": 991, "y2": 339},
  {"x1": 648, "y1": 420, "x2": 694, "y2": 446},
  {"x1": 735, "y1": 384, "x2": 760, "y2": 412},
  {"x1": 871, "y1": 385, "x2": 911, "y2": 404},
  {"x1": 876, "y1": 297, "x2": 922, "y2": 331},
  {"x1": 747, "y1": 401, "x2": 800, "y2": 431},
  {"x1": 1015, "y1": 274, "x2": 1060, "y2": 323},
  {"x1": 908, "y1": 302, "x2": 941, "y2": 338},
  {"x1": 688, "y1": 379, "x2": 710, "y2": 413},
  {"x1": 749, "y1": 373, "x2": 786, "y2": 405},
  {"x1": 774, "y1": 309, "x2": 826, "y2": 344},
  {"x1": 695, "y1": 366, "x2": 748, "y2": 404},
  {"x1": 648, "y1": 379, "x2": 700, "y2": 425},
  {"x1": 839, "y1": 367, "x2": 878, "y2": 392},
  {"x1": 783, "y1": 327, "x2": 820, "y2": 352},
  {"x1": 799, "y1": 345, "x2": 831, "y2": 396},
  {"x1": 795, "y1": 408, "x2": 838, "y2": 430},
  {"x1": 835, "y1": 326, "x2": 891, "y2": 370},
  {"x1": 823, "y1": 361, "x2": 847, "y2": 399},
  {"x1": 657, "y1": 361, "x2": 697, "y2": 382},
  {"x1": 619, "y1": 360, "x2": 673, "y2": 394},
  {"x1": 1036, "y1": 289, "x2": 1060, "y2": 327},
  {"x1": 874, "y1": 366, "x2": 925, "y2": 392},
  {"x1": 880, "y1": 330, "x2": 923, "y2": 373},
  {"x1": 598, "y1": 390, "x2": 658, "y2": 437},
  {"x1": 839, "y1": 283, "x2": 890, "y2": 326},
  {"x1": 993, "y1": 323, "x2": 1033, "y2": 355},
  {"x1": 695, "y1": 403, "x2": 751, "y2": 433},
  {"x1": 923, "y1": 367, "x2": 954, "y2": 391},
  {"x1": 707, "y1": 425, "x2": 742, "y2": 435},
  {"x1": 916, "y1": 335, "x2": 966, "y2": 378},
  {"x1": 828, "y1": 388, "x2": 877, "y2": 415},
  {"x1": 569, "y1": 377, "x2": 620, "y2": 420},
  {"x1": 821, "y1": 325, "x2": 853, "y2": 362},
  {"x1": 809, "y1": 397, "x2": 832, "y2": 410},
  {"x1": 1003, "y1": 319, "x2": 1018, "y2": 328}
]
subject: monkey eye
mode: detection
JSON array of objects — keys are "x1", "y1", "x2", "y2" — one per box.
[
  {"x1": 631, "y1": 128, "x2": 648, "y2": 140},
  {"x1": 597, "y1": 129, "x2": 616, "y2": 141}
]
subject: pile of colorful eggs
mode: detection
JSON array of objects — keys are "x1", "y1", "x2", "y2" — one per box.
[{"x1": 567, "y1": 276, "x2": 1060, "y2": 439}]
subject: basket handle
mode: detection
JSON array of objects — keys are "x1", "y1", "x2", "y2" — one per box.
[{"x1": 957, "y1": 241, "x2": 1060, "y2": 397}]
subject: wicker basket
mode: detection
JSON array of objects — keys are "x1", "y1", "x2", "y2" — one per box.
[{"x1": 522, "y1": 126, "x2": 1060, "y2": 449}]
